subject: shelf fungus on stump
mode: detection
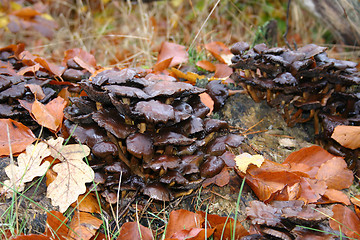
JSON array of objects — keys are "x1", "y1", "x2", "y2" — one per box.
[
  {"x1": 63, "y1": 68, "x2": 244, "y2": 203},
  {"x1": 230, "y1": 42, "x2": 360, "y2": 171}
]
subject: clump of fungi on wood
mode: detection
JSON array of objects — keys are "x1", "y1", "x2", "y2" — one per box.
[
  {"x1": 63, "y1": 68, "x2": 244, "y2": 203},
  {"x1": 230, "y1": 42, "x2": 360, "y2": 170}
]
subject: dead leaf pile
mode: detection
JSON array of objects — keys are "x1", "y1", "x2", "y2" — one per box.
[{"x1": 235, "y1": 146, "x2": 353, "y2": 205}]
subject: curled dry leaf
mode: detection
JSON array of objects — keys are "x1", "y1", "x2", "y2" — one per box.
[
  {"x1": 204, "y1": 41, "x2": 232, "y2": 64},
  {"x1": 44, "y1": 211, "x2": 69, "y2": 240},
  {"x1": 2, "y1": 141, "x2": 50, "y2": 196},
  {"x1": 68, "y1": 211, "x2": 103, "y2": 240},
  {"x1": 0, "y1": 119, "x2": 36, "y2": 156},
  {"x1": 117, "y1": 222, "x2": 154, "y2": 240},
  {"x1": 196, "y1": 60, "x2": 216, "y2": 72},
  {"x1": 46, "y1": 137, "x2": 93, "y2": 213},
  {"x1": 199, "y1": 92, "x2": 214, "y2": 115},
  {"x1": 331, "y1": 125, "x2": 360, "y2": 150},
  {"x1": 156, "y1": 42, "x2": 188, "y2": 68},
  {"x1": 165, "y1": 209, "x2": 204, "y2": 239}
]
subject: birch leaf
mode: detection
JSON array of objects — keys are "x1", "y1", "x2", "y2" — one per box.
[
  {"x1": 46, "y1": 137, "x2": 93, "y2": 213},
  {"x1": 2, "y1": 142, "x2": 50, "y2": 196}
]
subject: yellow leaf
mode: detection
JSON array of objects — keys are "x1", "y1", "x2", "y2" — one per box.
[
  {"x1": 235, "y1": 153, "x2": 264, "y2": 174},
  {"x1": 2, "y1": 142, "x2": 50, "y2": 196},
  {"x1": 0, "y1": 16, "x2": 9, "y2": 29},
  {"x1": 46, "y1": 137, "x2": 93, "y2": 213}
]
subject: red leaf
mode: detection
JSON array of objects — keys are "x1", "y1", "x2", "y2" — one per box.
[
  {"x1": 117, "y1": 222, "x2": 153, "y2": 240},
  {"x1": 153, "y1": 57, "x2": 173, "y2": 73},
  {"x1": 204, "y1": 41, "x2": 232, "y2": 64},
  {"x1": 67, "y1": 212, "x2": 103, "y2": 240},
  {"x1": 165, "y1": 210, "x2": 204, "y2": 239},
  {"x1": 156, "y1": 42, "x2": 188, "y2": 67},
  {"x1": 0, "y1": 119, "x2": 36, "y2": 156},
  {"x1": 11, "y1": 234, "x2": 51, "y2": 240},
  {"x1": 329, "y1": 204, "x2": 360, "y2": 239},
  {"x1": 44, "y1": 211, "x2": 69, "y2": 240}
]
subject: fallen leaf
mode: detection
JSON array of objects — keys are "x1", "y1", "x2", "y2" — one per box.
[
  {"x1": 170, "y1": 68, "x2": 205, "y2": 84},
  {"x1": 297, "y1": 177, "x2": 326, "y2": 204},
  {"x1": 196, "y1": 60, "x2": 216, "y2": 72},
  {"x1": 199, "y1": 92, "x2": 214, "y2": 115},
  {"x1": 44, "y1": 211, "x2": 69, "y2": 240},
  {"x1": 0, "y1": 119, "x2": 36, "y2": 156},
  {"x1": 169, "y1": 228, "x2": 214, "y2": 240},
  {"x1": 202, "y1": 167, "x2": 229, "y2": 187},
  {"x1": 330, "y1": 204, "x2": 360, "y2": 239},
  {"x1": 73, "y1": 56, "x2": 96, "y2": 74},
  {"x1": 117, "y1": 222, "x2": 153, "y2": 240},
  {"x1": 46, "y1": 137, "x2": 93, "y2": 212},
  {"x1": 62, "y1": 48, "x2": 97, "y2": 69},
  {"x1": 316, "y1": 157, "x2": 353, "y2": 190},
  {"x1": 70, "y1": 192, "x2": 101, "y2": 214},
  {"x1": 322, "y1": 189, "x2": 350, "y2": 205},
  {"x1": 213, "y1": 63, "x2": 233, "y2": 78},
  {"x1": 157, "y1": 42, "x2": 188, "y2": 67},
  {"x1": 235, "y1": 153, "x2": 264, "y2": 174},
  {"x1": 25, "y1": 83, "x2": 45, "y2": 100},
  {"x1": 204, "y1": 41, "x2": 232, "y2": 64},
  {"x1": 18, "y1": 64, "x2": 41, "y2": 75},
  {"x1": 153, "y1": 57, "x2": 173, "y2": 72},
  {"x1": 2, "y1": 141, "x2": 50, "y2": 195},
  {"x1": 165, "y1": 209, "x2": 204, "y2": 239},
  {"x1": 57, "y1": 87, "x2": 71, "y2": 105},
  {"x1": 11, "y1": 234, "x2": 51, "y2": 240},
  {"x1": 20, "y1": 96, "x2": 67, "y2": 132},
  {"x1": 331, "y1": 125, "x2": 360, "y2": 150},
  {"x1": 68, "y1": 211, "x2": 103, "y2": 240}
]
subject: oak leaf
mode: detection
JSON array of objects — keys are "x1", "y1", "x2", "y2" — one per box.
[
  {"x1": 235, "y1": 153, "x2": 264, "y2": 173},
  {"x1": 46, "y1": 137, "x2": 93, "y2": 213},
  {"x1": 2, "y1": 141, "x2": 50, "y2": 196}
]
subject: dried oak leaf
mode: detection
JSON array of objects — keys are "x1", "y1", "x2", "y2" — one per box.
[
  {"x1": 117, "y1": 222, "x2": 154, "y2": 240},
  {"x1": 0, "y1": 119, "x2": 36, "y2": 156},
  {"x1": 235, "y1": 153, "x2": 265, "y2": 174},
  {"x1": 2, "y1": 141, "x2": 50, "y2": 196},
  {"x1": 46, "y1": 137, "x2": 93, "y2": 213},
  {"x1": 331, "y1": 125, "x2": 360, "y2": 150},
  {"x1": 67, "y1": 211, "x2": 103, "y2": 240}
]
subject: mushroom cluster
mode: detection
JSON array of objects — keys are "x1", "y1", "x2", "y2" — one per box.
[
  {"x1": 230, "y1": 42, "x2": 360, "y2": 168},
  {"x1": 63, "y1": 68, "x2": 243, "y2": 203}
]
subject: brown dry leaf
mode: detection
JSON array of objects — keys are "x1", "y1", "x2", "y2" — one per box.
[
  {"x1": 46, "y1": 137, "x2": 93, "y2": 213},
  {"x1": 322, "y1": 189, "x2": 350, "y2": 205},
  {"x1": 57, "y1": 87, "x2": 71, "y2": 105},
  {"x1": 199, "y1": 92, "x2": 214, "y2": 115},
  {"x1": 316, "y1": 157, "x2": 353, "y2": 190},
  {"x1": 25, "y1": 84, "x2": 45, "y2": 100},
  {"x1": 70, "y1": 192, "x2": 101, "y2": 214},
  {"x1": 68, "y1": 211, "x2": 102, "y2": 240},
  {"x1": 170, "y1": 68, "x2": 205, "y2": 84},
  {"x1": 0, "y1": 119, "x2": 36, "y2": 156},
  {"x1": 204, "y1": 41, "x2": 232, "y2": 64},
  {"x1": 330, "y1": 204, "x2": 360, "y2": 239},
  {"x1": 11, "y1": 234, "x2": 51, "y2": 240},
  {"x1": 157, "y1": 42, "x2": 188, "y2": 67},
  {"x1": 153, "y1": 57, "x2": 173, "y2": 73},
  {"x1": 73, "y1": 56, "x2": 96, "y2": 74},
  {"x1": 298, "y1": 177, "x2": 326, "y2": 204},
  {"x1": 117, "y1": 222, "x2": 154, "y2": 240},
  {"x1": 331, "y1": 125, "x2": 360, "y2": 150},
  {"x1": 213, "y1": 63, "x2": 233, "y2": 78},
  {"x1": 196, "y1": 60, "x2": 216, "y2": 72},
  {"x1": 62, "y1": 48, "x2": 97, "y2": 69},
  {"x1": 165, "y1": 209, "x2": 204, "y2": 239},
  {"x1": 44, "y1": 211, "x2": 69, "y2": 240},
  {"x1": 235, "y1": 153, "x2": 264, "y2": 174},
  {"x1": 169, "y1": 228, "x2": 214, "y2": 240},
  {"x1": 2, "y1": 141, "x2": 50, "y2": 196},
  {"x1": 20, "y1": 96, "x2": 67, "y2": 132},
  {"x1": 18, "y1": 64, "x2": 41, "y2": 75},
  {"x1": 202, "y1": 167, "x2": 230, "y2": 187}
]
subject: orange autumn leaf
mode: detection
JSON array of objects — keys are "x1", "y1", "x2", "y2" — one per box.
[
  {"x1": 165, "y1": 210, "x2": 204, "y2": 239},
  {"x1": 153, "y1": 57, "x2": 173, "y2": 73},
  {"x1": 204, "y1": 41, "x2": 232, "y2": 64},
  {"x1": 62, "y1": 48, "x2": 97, "y2": 69},
  {"x1": 199, "y1": 92, "x2": 214, "y2": 115},
  {"x1": 322, "y1": 189, "x2": 350, "y2": 205},
  {"x1": 330, "y1": 205, "x2": 360, "y2": 239},
  {"x1": 202, "y1": 167, "x2": 229, "y2": 187},
  {"x1": 331, "y1": 125, "x2": 360, "y2": 150},
  {"x1": 11, "y1": 234, "x2": 51, "y2": 240},
  {"x1": 213, "y1": 63, "x2": 233, "y2": 78},
  {"x1": 157, "y1": 42, "x2": 188, "y2": 67},
  {"x1": 20, "y1": 96, "x2": 66, "y2": 132},
  {"x1": 70, "y1": 192, "x2": 101, "y2": 214},
  {"x1": 297, "y1": 177, "x2": 326, "y2": 204},
  {"x1": 0, "y1": 119, "x2": 36, "y2": 156},
  {"x1": 44, "y1": 211, "x2": 69, "y2": 240},
  {"x1": 68, "y1": 212, "x2": 102, "y2": 240},
  {"x1": 117, "y1": 222, "x2": 153, "y2": 240},
  {"x1": 25, "y1": 84, "x2": 45, "y2": 100},
  {"x1": 196, "y1": 60, "x2": 216, "y2": 72}
]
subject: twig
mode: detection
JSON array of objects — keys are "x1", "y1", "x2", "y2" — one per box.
[{"x1": 283, "y1": 0, "x2": 293, "y2": 50}]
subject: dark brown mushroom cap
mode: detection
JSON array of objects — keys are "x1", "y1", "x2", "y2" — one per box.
[
  {"x1": 144, "y1": 80, "x2": 205, "y2": 98},
  {"x1": 173, "y1": 101, "x2": 193, "y2": 115},
  {"x1": 135, "y1": 100, "x2": 175, "y2": 123},
  {"x1": 319, "y1": 114, "x2": 349, "y2": 139},
  {"x1": 62, "y1": 68, "x2": 85, "y2": 82},
  {"x1": 80, "y1": 81, "x2": 111, "y2": 104},
  {"x1": 94, "y1": 172, "x2": 106, "y2": 184},
  {"x1": 199, "y1": 156, "x2": 225, "y2": 178},
  {"x1": 104, "y1": 85, "x2": 150, "y2": 99},
  {"x1": 281, "y1": 51, "x2": 306, "y2": 64},
  {"x1": 64, "y1": 105, "x2": 93, "y2": 123},
  {"x1": 91, "y1": 68, "x2": 136, "y2": 86},
  {"x1": 203, "y1": 118, "x2": 229, "y2": 133},
  {"x1": 92, "y1": 141, "x2": 118, "y2": 159},
  {"x1": 297, "y1": 44, "x2": 327, "y2": 59},
  {"x1": 154, "y1": 131, "x2": 195, "y2": 146},
  {"x1": 126, "y1": 133, "x2": 154, "y2": 160},
  {"x1": 263, "y1": 54, "x2": 290, "y2": 68},
  {"x1": 179, "y1": 155, "x2": 203, "y2": 175},
  {"x1": 293, "y1": 100, "x2": 322, "y2": 111},
  {"x1": 189, "y1": 95, "x2": 210, "y2": 118},
  {"x1": 230, "y1": 41, "x2": 250, "y2": 55},
  {"x1": 108, "y1": 93, "x2": 132, "y2": 117},
  {"x1": 0, "y1": 82, "x2": 26, "y2": 101},
  {"x1": 291, "y1": 58, "x2": 314, "y2": 72},
  {"x1": 206, "y1": 134, "x2": 244, "y2": 155},
  {"x1": 0, "y1": 75, "x2": 11, "y2": 91},
  {"x1": 92, "y1": 108, "x2": 136, "y2": 139},
  {"x1": 264, "y1": 47, "x2": 286, "y2": 55},
  {"x1": 177, "y1": 116, "x2": 204, "y2": 136},
  {"x1": 260, "y1": 227, "x2": 292, "y2": 240},
  {"x1": 206, "y1": 80, "x2": 229, "y2": 111},
  {"x1": 69, "y1": 96, "x2": 97, "y2": 114},
  {"x1": 143, "y1": 182, "x2": 171, "y2": 201},
  {"x1": 273, "y1": 73, "x2": 297, "y2": 86},
  {"x1": 253, "y1": 43, "x2": 268, "y2": 54},
  {"x1": 160, "y1": 170, "x2": 189, "y2": 185},
  {"x1": 104, "y1": 161, "x2": 131, "y2": 178},
  {"x1": 145, "y1": 155, "x2": 180, "y2": 171}
]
